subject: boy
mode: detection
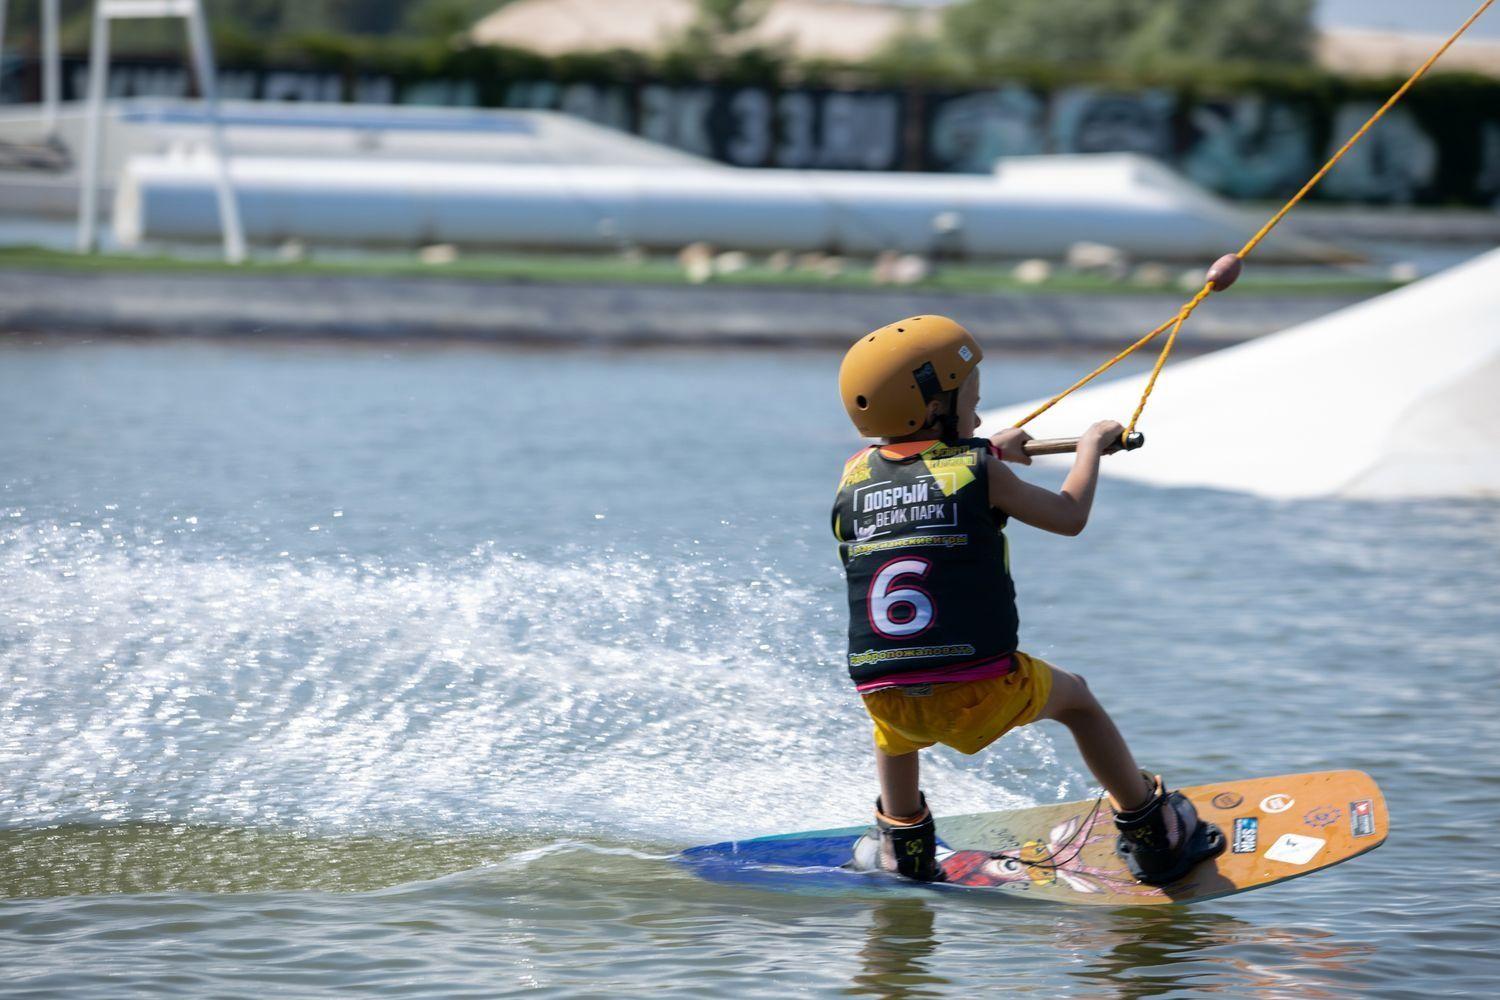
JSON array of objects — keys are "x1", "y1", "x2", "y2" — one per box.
[{"x1": 833, "y1": 315, "x2": 1224, "y2": 885}]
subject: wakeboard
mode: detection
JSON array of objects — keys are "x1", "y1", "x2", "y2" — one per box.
[{"x1": 681, "y1": 770, "x2": 1386, "y2": 905}]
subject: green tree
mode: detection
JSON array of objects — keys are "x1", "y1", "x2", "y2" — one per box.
[
  {"x1": 402, "y1": 0, "x2": 506, "y2": 39},
  {"x1": 937, "y1": 0, "x2": 1314, "y2": 74},
  {"x1": 941, "y1": 0, "x2": 1142, "y2": 69},
  {"x1": 673, "y1": 0, "x2": 771, "y2": 59},
  {"x1": 1122, "y1": 0, "x2": 1314, "y2": 70}
]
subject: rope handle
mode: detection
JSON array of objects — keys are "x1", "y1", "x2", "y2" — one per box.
[
  {"x1": 1024, "y1": 432, "x2": 1145, "y2": 457},
  {"x1": 1014, "y1": 0, "x2": 1496, "y2": 444}
]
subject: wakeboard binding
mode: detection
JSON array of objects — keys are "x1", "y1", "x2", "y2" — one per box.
[
  {"x1": 856, "y1": 793, "x2": 946, "y2": 882},
  {"x1": 1113, "y1": 772, "x2": 1226, "y2": 886}
]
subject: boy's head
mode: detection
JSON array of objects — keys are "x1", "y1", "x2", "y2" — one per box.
[{"x1": 839, "y1": 315, "x2": 982, "y2": 442}]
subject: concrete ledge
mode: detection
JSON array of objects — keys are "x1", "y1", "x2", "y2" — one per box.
[{"x1": 0, "y1": 268, "x2": 1370, "y2": 351}]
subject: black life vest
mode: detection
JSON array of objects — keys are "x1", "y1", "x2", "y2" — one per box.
[{"x1": 830, "y1": 438, "x2": 1019, "y2": 688}]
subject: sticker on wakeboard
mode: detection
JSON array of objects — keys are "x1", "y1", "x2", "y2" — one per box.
[
  {"x1": 1351, "y1": 799, "x2": 1376, "y2": 837},
  {"x1": 1260, "y1": 794, "x2": 1295, "y2": 814},
  {"x1": 1264, "y1": 833, "x2": 1325, "y2": 865},
  {"x1": 1232, "y1": 817, "x2": 1258, "y2": 854}
]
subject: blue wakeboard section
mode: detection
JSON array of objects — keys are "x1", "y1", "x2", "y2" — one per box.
[
  {"x1": 678, "y1": 834, "x2": 865, "y2": 892},
  {"x1": 678, "y1": 830, "x2": 970, "y2": 896},
  {"x1": 682, "y1": 834, "x2": 860, "y2": 869}
]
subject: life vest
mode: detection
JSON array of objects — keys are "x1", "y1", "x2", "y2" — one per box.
[{"x1": 831, "y1": 438, "x2": 1019, "y2": 689}]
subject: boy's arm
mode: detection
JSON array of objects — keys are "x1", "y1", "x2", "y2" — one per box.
[{"x1": 986, "y1": 420, "x2": 1124, "y2": 536}]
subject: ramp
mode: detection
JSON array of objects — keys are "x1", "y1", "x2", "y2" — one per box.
[{"x1": 979, "y1": 247, "x2": 1500, "y2": 499}]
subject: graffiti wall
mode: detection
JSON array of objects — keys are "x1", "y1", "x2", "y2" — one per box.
[{"x1": 7, "y1": 57, "x2": 1499, "y2": 206}]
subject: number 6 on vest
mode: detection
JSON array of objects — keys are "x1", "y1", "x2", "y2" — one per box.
[{"x1": 869, "y1": 558, "x2": 935, "y2": 638}]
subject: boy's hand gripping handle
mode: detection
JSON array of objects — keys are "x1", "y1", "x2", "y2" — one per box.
[{"x1": 1023, "y1": 432, "x2": 1145, "y2": 457}]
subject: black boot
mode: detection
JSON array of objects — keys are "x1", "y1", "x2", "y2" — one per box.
[
  {"x1": 875, "y1": 794, "x2": 946, "y2": 883},
  {"x1": 1113, "y1": 772, "x2": 1225, "y2": 886}
]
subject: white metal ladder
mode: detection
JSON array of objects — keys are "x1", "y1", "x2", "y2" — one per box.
[{"x1": 75, "y1": 0, "x2": 245, "y2": 263}]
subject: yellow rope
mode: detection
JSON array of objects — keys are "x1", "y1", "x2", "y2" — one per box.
[
  {"x1": 1126, "y1": 283, "x2": 1211, "y2": 435},
  {"x1": 1014, "y1": 0, "x2": 1496, "y2": 437},
  {"x1": 1011, "y1": 316, "x2": 1177, "y2": 429}
]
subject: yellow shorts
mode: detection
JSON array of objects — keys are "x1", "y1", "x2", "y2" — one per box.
[{"x1": 861, "y1": 651, "x2": 1055, "y2": 756}]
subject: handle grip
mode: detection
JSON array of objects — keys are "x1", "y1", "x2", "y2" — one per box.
[{"x1": 1022, "y1": 431, "x2": 1145, "y2": 457}]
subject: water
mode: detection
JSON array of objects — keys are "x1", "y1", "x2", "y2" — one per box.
[{"x1": 2, "y1": 338, "x2": 1498, "y2": 997}]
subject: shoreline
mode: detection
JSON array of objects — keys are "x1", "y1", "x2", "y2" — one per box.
[{"x1": 0, "y1": 266, "x2": 1372, "y2": 351}]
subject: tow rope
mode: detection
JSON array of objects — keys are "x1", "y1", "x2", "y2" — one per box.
[{"x1": 1013, "y1": 0, "x2": 1497, "y2": 441}]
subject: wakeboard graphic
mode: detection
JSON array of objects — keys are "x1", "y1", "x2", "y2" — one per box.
[{"x1": 681, "y1": 770, "x2": 1386, "y2": 905}]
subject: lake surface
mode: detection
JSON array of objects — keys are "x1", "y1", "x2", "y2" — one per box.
[{"x1": 2, "y1": 338, "x2": 1497, "y2": 997}]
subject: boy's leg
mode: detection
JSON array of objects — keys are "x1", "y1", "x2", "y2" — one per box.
[
  {"x1": 1037, "y1": 666, "x2": 1153, "y2": 812},
  {"x1": 874, "y1": 747, "x2": 923, "y2": 819},
  {"x1": 869, "y1": 746, "x2": 943, "y2": 881},
  {"x1": 1037, "y1": 664, "x2": 1226, "y2": 884}
]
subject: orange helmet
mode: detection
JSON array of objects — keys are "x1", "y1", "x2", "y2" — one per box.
[{"x1": 838, "y1": 315, "x2": 982, "y2": 437}]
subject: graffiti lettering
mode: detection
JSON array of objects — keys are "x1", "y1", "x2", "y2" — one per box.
[
  {"x1": 1052, "y1": 87, "x2": 1174, "y2": 158},
  {"x1": 15, "y1": 58, "x2": 1498, "y2": 206},
  {"x1": 929, "y1": 86, "x2": 1046, "y2": 173},
  {"x1": 1320, "y1": 104, "x2": 1438, "y2": 204}
]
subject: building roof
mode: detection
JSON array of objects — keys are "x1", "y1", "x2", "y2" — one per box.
[
  {"x1": 470, "y1": 0, "x2": 938, "y2": 62},
  {"x1": 1316, "y1": 28, "x2": 1500, "y2": 77}
]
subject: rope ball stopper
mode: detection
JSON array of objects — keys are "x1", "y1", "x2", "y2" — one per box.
[{"x1": 1205, "y1": 253, "x2": 1243, "y2": 292}]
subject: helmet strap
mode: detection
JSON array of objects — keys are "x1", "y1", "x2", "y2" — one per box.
[
  {"x1": 911, "y1": 362, "x2": 943, "y2": 403},
  {"x1": 935, "y1": 392, "x2": 961, "y2": 443},
  {"x1": 912, "y1": 362, "x2": 962, "y2": 443}
]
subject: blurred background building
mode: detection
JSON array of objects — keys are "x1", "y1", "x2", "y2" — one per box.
[{"x1": 1, "y1": 2, "x2": 1496, "y2": 269}]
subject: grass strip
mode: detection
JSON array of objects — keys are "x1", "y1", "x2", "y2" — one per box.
[{"x1": 0, "y1": 246, "x2": 1402, "y2": 297}]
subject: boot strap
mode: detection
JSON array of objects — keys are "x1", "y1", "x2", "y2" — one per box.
[{"x1": 876, "y1": 793, "x2": 931, "y2": 828}]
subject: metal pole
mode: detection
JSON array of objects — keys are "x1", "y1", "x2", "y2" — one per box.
[
  {"x1": 76, "y1": 4, "x2": 110, "y2": 254},
  {"x1": 183, "y1": 0, "x2": 244, "y2": 263},
  {"x1": 42, "y1": 0, "x2": 59, "y2": 133}
]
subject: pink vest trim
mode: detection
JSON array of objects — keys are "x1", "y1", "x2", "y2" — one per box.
[{"x1": 854, "y1": 654, "x2": 1016, "y2": 694}]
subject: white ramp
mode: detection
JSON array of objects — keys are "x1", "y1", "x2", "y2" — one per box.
[{"x1": 979, "y1": 247, "x2": 1500, "y2": 500}]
